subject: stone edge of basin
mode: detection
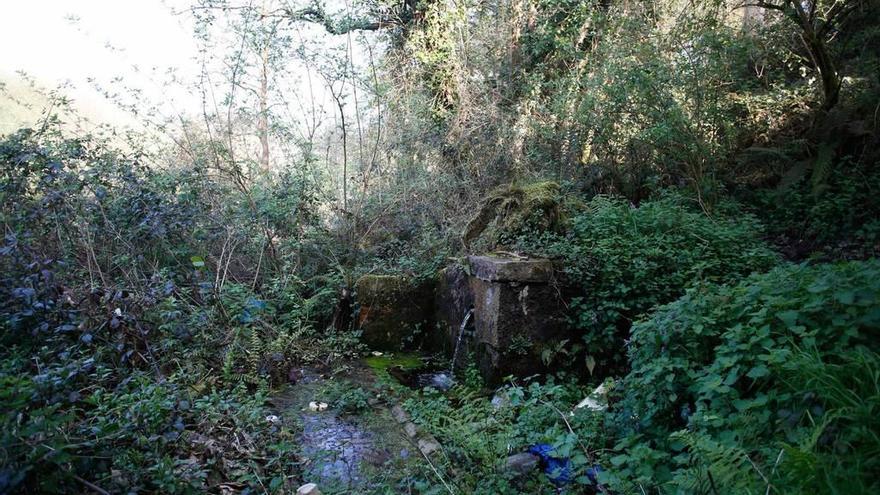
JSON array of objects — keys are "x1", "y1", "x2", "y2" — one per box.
[{"x1": 467, "y1": 255, "x2": 553, "y2": 283}]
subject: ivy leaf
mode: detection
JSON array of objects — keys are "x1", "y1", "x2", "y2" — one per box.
[{"x1": 834, "y1": 290, "x2": 855, "y2": 305}]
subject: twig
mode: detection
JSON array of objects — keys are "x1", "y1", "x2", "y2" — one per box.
[
  {"x1": 417, "y1": 444, "x2": 456, "y2": 495},
  {"x1": 72, "y1": 475, "x2": 110, "y2": 495},
  {"x1": 747, "y1": 453, "x2": 769, "y2": 485},
  {"x1": 707, "y1": 469, "x2": 720, "y2": 495},
  {"x1": 538, "y1": 398, "x2": 611, "y2": 494},
  {"x1": 765, "y1": 449, "x2": 784, "y2": 495},
  {"x1": 252, "y1": 234, "x2": 266, "y2": 290}
]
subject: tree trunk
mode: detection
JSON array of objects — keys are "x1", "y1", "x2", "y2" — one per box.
[
  {"x1": 789, "y1": 0, "x2": 841, "y2": 110},
  {"x1": 258, "y1": 42, "x2": 271, "y2": 173},
  {"x1": 807, "y1": 34, "x2": 841, "y2": 110}
]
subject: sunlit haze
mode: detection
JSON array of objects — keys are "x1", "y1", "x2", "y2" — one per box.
[{"x1": 1, "y1": 1, "x2": 200, "y2": 128}]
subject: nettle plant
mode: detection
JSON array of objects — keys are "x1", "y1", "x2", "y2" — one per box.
[
  {"x1": 517, "y1": 193, "x2": 779, "y2": 373},
  {"x1": 604, "y1": 259, "x2": 880, "y2": 493}
]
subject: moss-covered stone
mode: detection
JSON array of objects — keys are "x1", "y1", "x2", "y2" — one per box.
[
  {"x1": 364, "y1": 353, "x2": 424, "y2": 382},
  {"x1": 462, "y1": 181, "x2": 565, "y2": 249},
  {"x1": 468, "y1": 255, "x2": 552, "y2": 283}
]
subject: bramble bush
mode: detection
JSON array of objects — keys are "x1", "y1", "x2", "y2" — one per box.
[{"x1": 0, "y1": 124, "x2": 357, "y2": 493}]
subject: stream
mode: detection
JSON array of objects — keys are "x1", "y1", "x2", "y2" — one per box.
[{"x1": 270, "y1": 363, "x2": 420, "y2": 492}]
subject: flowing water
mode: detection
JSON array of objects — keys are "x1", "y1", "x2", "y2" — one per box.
[
  {"x1": 390, "y1": 309, "x2": 475, "y2": 392},
  {"x1": 449, "y1": 308, "x2": 474, "y2": 375},
  {"x1": 272, "y1": 367, "x2": 411, "y2": 490}
]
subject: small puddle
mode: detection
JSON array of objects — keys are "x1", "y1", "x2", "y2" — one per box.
[
  {"x1": 365, "y1": 352, "x2": 457, "y2": 392},
  {"x1": 388, "y1": 367, "x2": 456, "y2": 391}
]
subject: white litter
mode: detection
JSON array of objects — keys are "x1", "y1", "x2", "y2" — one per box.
[{"x1": 575, "y1": 383, "x2": 608, "y2": 411}]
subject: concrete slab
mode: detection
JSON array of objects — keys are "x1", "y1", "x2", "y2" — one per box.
[{"x1": 467, "y1": 255, "x2": 553, "y2": 283}]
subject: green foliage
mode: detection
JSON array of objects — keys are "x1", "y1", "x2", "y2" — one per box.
[
  {"x1": 0, "y1": 123, "x2": 350, "y2": 492},
  {"x1": 605, "y1": 259, "x2": 880, "y2": 493},
  {"x1": 519, "y1": 193, "x2": 779, "y2": 370},
  {"x1": 0, "y1": 347, "x2": 295, "y2": 494},
  {"x1": 749, "y1": 157, "x2": 880, "y2": 260},
  {"x1": 316, "y1": 381, "x2": 373, "y2": 415},
  {"x1": 3, "y1": 0, "x2": 880, "y2": 491},
  {"x1": 403, "y1": 0, "x2": 465, "y2": 120},
  {"x1": 399, "y1": 375, "x2": 607, "y2": 493}
]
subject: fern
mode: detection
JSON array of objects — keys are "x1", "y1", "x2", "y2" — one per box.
[
  {"x1": 246, "y1": 328, "x2": 264, "y2": 384},
  {"x1": 670, "y1": 430, "x2": 763, "y2": 494},
  {"x1": 222, "y1": 347, "x2": 236, "y2": 383}
]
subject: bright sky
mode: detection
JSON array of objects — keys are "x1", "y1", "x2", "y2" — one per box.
[
  {"x1": 0, "y1": 0, "x2": 378, "y2": 149},
  {"x1": 0, "y1": 0, "x2": 199, "y2": 126}
]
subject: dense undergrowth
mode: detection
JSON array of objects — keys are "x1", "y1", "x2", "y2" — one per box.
[
  {"x1": 0, "y1": 127, "x2": 361, "y2": 493},
  {"x1": 2, "y1": 0, "x2": 880, "y2": 493},
  {"x1": 610, "y1": 260, "x2": 880, "y2": 492},
  {"x1": 514, "y1": 193, "x2": 781, "y2": 373}
]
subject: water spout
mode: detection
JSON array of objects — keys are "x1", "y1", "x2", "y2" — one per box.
[{"x1": 449, "y1": 308, "x2": 474, "y2": 375}]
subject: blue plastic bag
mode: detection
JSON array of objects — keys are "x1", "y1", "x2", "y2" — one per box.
[
  {"x1": 528, "y1": 444, "x2": 572, "y2": 486},
  {"x1": 528, "y1": 444, "x2": 604, "y2": 489}
]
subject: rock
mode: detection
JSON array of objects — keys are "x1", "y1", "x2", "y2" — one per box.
[
  {"x1": 468, "y1": 255, "x2": 553, "y2": 283},
  {"x1": 426, "y1": 372, "x2": 454, "y2": 390},
  {"x1": 296, "y1": 483, "x2": 321, "y2": 495},
  {"x1": 390, "y1": 404, "x2": 409, "y2": 423},
  {"x1": 491, "y1": 392, "x2": 511, "y2": 409},
  {"x1": 355, "y1": 275, "x2": 435, "y2": 350},
  {"x1": 504, "y1": 452, "x2": 540, "y2": 476},
  {"x1": 418, "y1": 438, "x2": 441, "y2": 456},
  {"x1": 403, "y1": 421, "x2": 418, "y2": 438},
  {"x1": 288, "y1": 367, "x2": 300, "y2": 384}
]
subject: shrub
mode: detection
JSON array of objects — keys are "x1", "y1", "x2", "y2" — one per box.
[
  {"x1": 749, "y1": 157, "x2": 880, "y2": 260},
  {"x1": 604, "y1": 259, "x2": 880, "y2": 493},
  {"x1": 519, "y1": 193, "x2": 779, "y2": 371}
]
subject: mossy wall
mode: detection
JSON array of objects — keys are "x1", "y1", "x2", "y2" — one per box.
[{"x1": 355, "y1": 275, "x2": 435, "y2": 350}]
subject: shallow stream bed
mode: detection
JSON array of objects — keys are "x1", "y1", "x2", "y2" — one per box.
[{"x1": 269, "y1": 357, "x2": 431, "y2": 493}]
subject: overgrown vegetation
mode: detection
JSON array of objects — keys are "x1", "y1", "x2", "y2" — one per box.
[
  {"x1": 604, "y1": 259, "x2": 880, "y2": 493},
  {"x1": 0, "y1": 126, "x2": 358, "y2": 493},
  {"x1": 515, "y1": 193, "x2": 780, "y2": 372},
  {"x1": 2, "y1": 0, "x2": 879, "y2": 493}
]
